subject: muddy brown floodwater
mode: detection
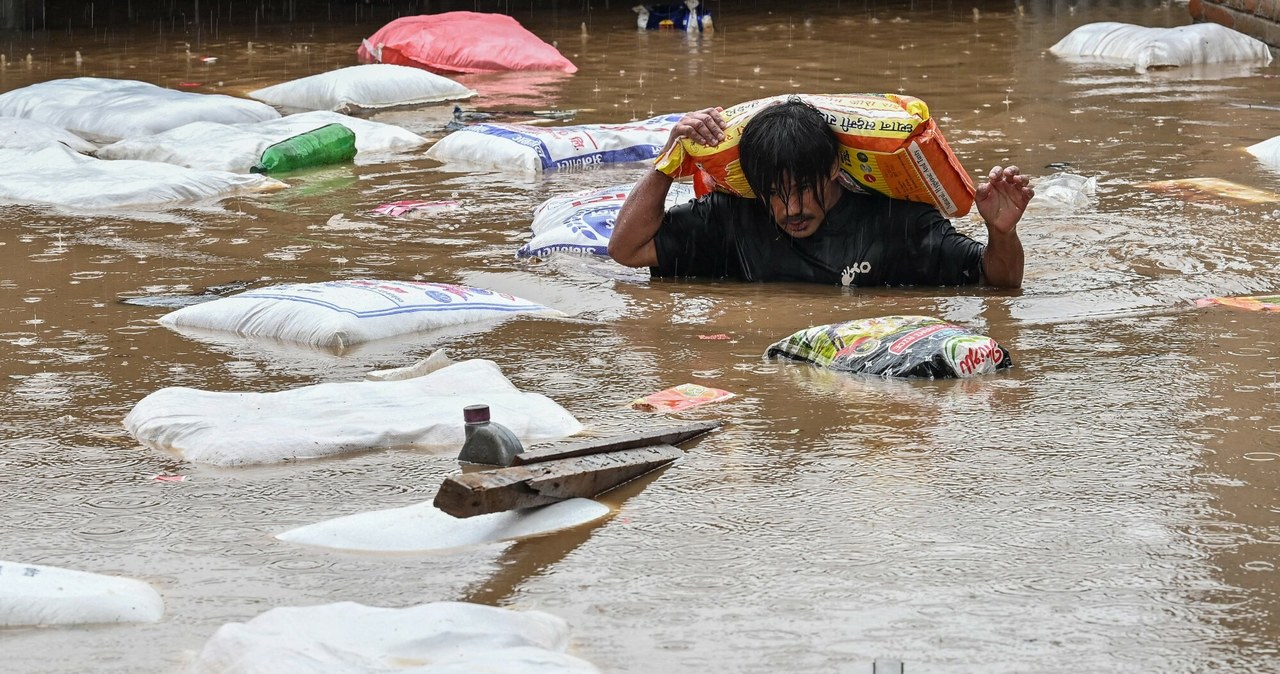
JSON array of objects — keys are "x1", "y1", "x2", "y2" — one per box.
[{"x1": 2, "y1": 1, "x2": 1280, "y2": 672}]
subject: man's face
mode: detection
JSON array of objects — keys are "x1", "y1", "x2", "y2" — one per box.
[{"x1": 766, "y1": 168, "x2": 842, "y2": 239}]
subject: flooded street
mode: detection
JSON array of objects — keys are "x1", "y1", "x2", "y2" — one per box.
[{"x1": 2, "y1": 0, "x2": 1280, "y2": 671}]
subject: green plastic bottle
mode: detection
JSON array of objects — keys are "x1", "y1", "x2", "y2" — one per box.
[{"x1": 250, "y1": 123, "x2": 357, "y2": 174}]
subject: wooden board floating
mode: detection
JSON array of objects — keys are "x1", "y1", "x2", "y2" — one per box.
[
  {"x1": 510, "y1": 420, "x2": 720, "y2": 466},
  {"x1": 434, "y1": 445, "x2": 683, "y2": 518}
]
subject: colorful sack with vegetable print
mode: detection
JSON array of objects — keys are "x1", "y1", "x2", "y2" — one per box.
[
  {"x1": 655, "y1": 93, "x2": 975, "y2": 217},
  {"x1": 765, "y1": 315, "x2": 1011, "y2": 378}
]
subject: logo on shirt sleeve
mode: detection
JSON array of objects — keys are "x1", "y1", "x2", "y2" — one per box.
[{"x1": 840, "y1": 261, "x2": 872, "y2": 286}]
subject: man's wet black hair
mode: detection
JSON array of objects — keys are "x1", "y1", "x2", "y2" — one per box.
[{"x1": 739, "y1": 97, "x2": 840, "y2": 212}]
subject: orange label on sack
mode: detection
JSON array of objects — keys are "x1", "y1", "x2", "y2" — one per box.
[{"x1": 656, "y1": 93, "x2": 975, "y2": 217}]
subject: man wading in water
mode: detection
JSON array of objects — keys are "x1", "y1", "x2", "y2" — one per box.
[{"x1": 609, "y1": 99, "x2": 1033, "y2": 288}]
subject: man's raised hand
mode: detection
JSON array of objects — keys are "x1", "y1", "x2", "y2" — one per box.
[
  {"x1": 975, "y1": 165, "x2": 1034, "y2": 235},
  {"x1": 664, "y1": 107, "x2": 727, "y2": 152}
]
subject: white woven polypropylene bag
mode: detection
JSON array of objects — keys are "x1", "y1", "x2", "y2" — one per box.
[
  {"x1": 1049, "y1": 22, "x2": 1274, "y2": 73},
  {"x1": 1247, "y1": 136, "x2": 1280, "y2": 170},
  {"x1": 0, "y1": 144, "x2": 284, "y2": 209},
  {"x1": 426, "y1": 113, "x2": 682, "y2": 173},
  {"x1": 158, "y1": 279, "x2": 561, "y2": 352},
  {"x1": 518, "y1": 182, "x2": 695, "y2": 257},
  {"x1": 0, "y1": 561, "x2": 164, "y2": 627},
  {"x1": 124, "y1": 358, "x2": 583, "y2": 466},
  {"x1": 0, "y1": 117, "x2": 97, "y2": 152},
  {"x1": 0, "y1": 77, "x2": 279, "y2": 142},
  {"x1": 190, "y1": 602, "x2": 600, "y2": 674},
  {"x1": 97, "y1": 111, "x2": 426, "y2": 173},
  {"x1": 249, "y1": 64, "x2": 476, "y2": 112}
]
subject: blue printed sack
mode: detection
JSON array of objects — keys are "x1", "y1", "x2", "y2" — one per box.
[
  {"x1": 425, "y1": 114, "x2": 682, "y2": 173},
  {"x1": 517, "y1": 182, "x2": 695, "y2": 258}
]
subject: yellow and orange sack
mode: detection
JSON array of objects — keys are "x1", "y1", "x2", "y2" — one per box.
[{"x1": 655, "y1": 93, "x2": 976, "y2": 217}]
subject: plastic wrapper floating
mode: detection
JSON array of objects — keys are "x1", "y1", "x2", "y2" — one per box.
[
  {"x1": 631, "y1": 383, "x2": 735, "y2": 412},
  {"x1": 766, "y1": 315, "x2": 1012, "y2": 378}
]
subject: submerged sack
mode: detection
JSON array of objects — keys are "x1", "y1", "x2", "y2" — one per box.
[
  {"x1": 190, "y1": 602, "x2": 599, "y2": 674},
  {"x1": 427, "y1": 114, "x2": 682, "y2": 173},
  {"x1": 517, "y1": 182, "x2": 695, "y2": 257},
  {"x1": 124, "y1": 358, "x2": 583, "y2": 466},
  {"x1": 0, "y1": 144, "x2": 284, "y2": 209},
  {"x1": 656, "y1": 93, "x2": 975, "y2": 217},
  {"x1": 157, "y1": 279, "x2": 561, "y2": 352},
  {"x1": 357, "y1": 12, "x2": 577, "y2": 74},
  {"x1": 277, "y1": 498, "x2": 609, "y2": 552},
  {"x1": 766, "y1": 315, "x2": 1012, "y2": 378},
  {"x1": 248, "y1": 64, "x2": 476, "y2": 113},
  {"x1": 97, "y1": 111, "x2": 426, "y2": 173},
  {"x1": 1049, "y1": 22, "x2": 1273, "y2": 72},
  {"x1": 1248, "y1": 136, "x2": 1280, "y2": 170},
  {"x1": 0, "y1": 77, "x2": 278, "y2": 142},
  {"x1": 0, "y1": 560, "x2": 164, "y2": 626},
  {"x1": 0, "y1": 117, "x2": 97, "y2": 153},
  {"x1": 250, "y1": 123, "x2": 357, "y2": 174}
]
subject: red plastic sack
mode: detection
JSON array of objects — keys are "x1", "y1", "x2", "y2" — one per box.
[{"x1": 358, "y1": 12, "x2": 577, "y2": 74}]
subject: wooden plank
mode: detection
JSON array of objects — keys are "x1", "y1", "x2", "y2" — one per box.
[
  {"x1": 510, "y1": 420, "x2": 720, "y2": 466},
  {"x1": 434, "y1": 445, "x2": 682, "y2": 518}
]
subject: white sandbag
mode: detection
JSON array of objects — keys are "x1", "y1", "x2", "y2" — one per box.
[
  {"x1": 0, "y1": 144, "x2": 285, "y2": 209},
  {"x1": 0, "y1": 560, "x2": 164, "y2": 626},
  {"x1": 191, "y1": 601, "x2": 600, "y2": 674},
  {"x1": 123, "y1": 358, "x2": 583, "y2": 466},
  {"x1": 278, "y1": 498, "x2": 610, "y2": 552},
  {"x1": 518, "y1": 182, "x2": 695, "y2": 257},
  {"x1": 426, "y1": 113, "x2": 682, "y2": 172},
  {"x1": 158, "y1": 279, "x2": 561, "y2": 352},
  {"x1": 1049, "y1": 22, "x2": 1274, "y2": 73},
  {"x1": 1030, "y1": 172, "x2": 1097, "y2": 213},
  {"x1": 0, "y1": 117, "x2": 96, "y2": 152},
  {"x1": 1247, "y1": 136, "x2": 1280, "y2": 170},
  {"x1": 0, "y1": 77, "x2": 279, "y2": 142},
  {"x1": 249, "y1": 63, "x2": 476, "y2": 113},
  {"x1": 96, "y1": 111, "x2": 426, "y2": 173}
]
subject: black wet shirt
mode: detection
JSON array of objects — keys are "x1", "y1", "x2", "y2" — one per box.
[{"x1": 651, "y1": 189, "x2": 986, "y2": 286}]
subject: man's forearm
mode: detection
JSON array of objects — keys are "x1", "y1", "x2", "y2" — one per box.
[
  {"x1": 609, "y1": 169, "x2": 674, "y2": 268},
  {"x1": 982, "y1": 229, "x2": 1024, "y2": 288}
]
